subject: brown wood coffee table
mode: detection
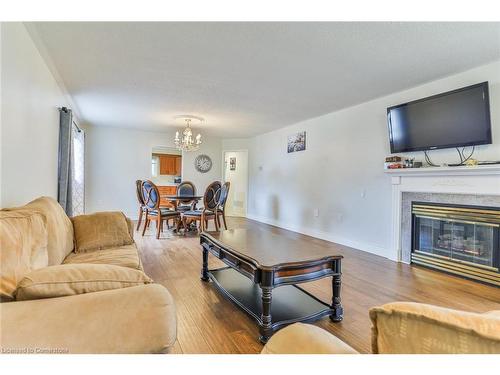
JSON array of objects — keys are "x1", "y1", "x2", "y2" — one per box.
[{"x1": 200, "y1": 228, "x2": 343, "y2": 343}]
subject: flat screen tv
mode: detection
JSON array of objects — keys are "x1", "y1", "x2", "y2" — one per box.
[{"x1": 387, "y1": 82, "x2": 492, "y2": 153}]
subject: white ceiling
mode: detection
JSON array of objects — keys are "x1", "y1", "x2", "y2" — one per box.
[{"x1": 30, "y1": 22, "x2": 500, "y2": 138}]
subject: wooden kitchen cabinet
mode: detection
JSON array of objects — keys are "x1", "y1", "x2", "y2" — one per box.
[
  {"x1": 174, "y1": 155, "x2": 182, "y2": 175},
  {"x1": 158, "y1": 154, "x2": 182, "y2": 175}
]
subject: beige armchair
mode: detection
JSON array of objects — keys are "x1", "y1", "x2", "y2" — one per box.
[{"x1": 262, "y1": 302, "x2": 500, "y2": 354}]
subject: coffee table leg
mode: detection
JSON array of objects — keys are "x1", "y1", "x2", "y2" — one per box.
[
  {"x1": 330, "y1": 260, "x2": 344, "y2": 322},
  {"x1": 259, "y1": 286, "x2": 273, "y2": 343},
  {"x1": 201, "y1": 246, "x2": 209, "y2": 282}
]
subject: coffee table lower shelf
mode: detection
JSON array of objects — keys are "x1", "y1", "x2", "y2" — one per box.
[{"x1": 208, "y1": 267, "x2": 334, "y2": 342}]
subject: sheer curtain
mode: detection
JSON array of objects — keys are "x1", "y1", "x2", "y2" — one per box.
[
  {"x1": 71, "y1": 123, "x2": 85, "y2": 215},
  {"x1": 58, "y1": 107, "x2": 85, "y2": 216}
]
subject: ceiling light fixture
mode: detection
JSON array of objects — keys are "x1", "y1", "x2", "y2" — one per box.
[{"x1": 174, "y1": 115, "x2": 203, "y2": 152}]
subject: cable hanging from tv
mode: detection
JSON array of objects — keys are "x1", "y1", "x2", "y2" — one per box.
[
  {"x1": 423, "y1": 150, "x2": 439, "y2": 167},
  {"x1": 424, "y1": 146, "x2": 476, "y2": 167},
  {"x1": 447, "y1": 146, "x2": 475, "y2": 167}
]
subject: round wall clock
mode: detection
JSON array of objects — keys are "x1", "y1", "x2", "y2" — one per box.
[{"x1": 194, "y1": 154, "x2": 212, "y2": 173}]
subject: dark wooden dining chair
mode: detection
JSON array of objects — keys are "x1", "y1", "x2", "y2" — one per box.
[
  {"x1": 135, "y1": 179, "x2": 146, "y2": 231},
  {"x1": 181, "y1": 181, "x2": 221, "y2": 232},
  {"x1": 216, "y1": 181, "x2": 231, "y2": 230},
  {"x1": 141, "y1": 180, "x2": 181, "y2": 239},
  {"x1": 175, "y1": 181, "x2": 197, "y2": 212}
]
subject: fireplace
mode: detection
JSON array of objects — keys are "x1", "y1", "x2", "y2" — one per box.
[{"x1": 412, "y1": 202, "x2": 500, "y2": 287}]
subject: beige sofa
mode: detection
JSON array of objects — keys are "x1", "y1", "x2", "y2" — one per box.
[
  {"x1": 0, "y1": 197, "x2": 176, "y2": 354},
  {"x1": 262, "y1": 302, "x2": 500, "y2": 354}
]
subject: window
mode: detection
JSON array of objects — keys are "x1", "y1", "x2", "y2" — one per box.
[
  {"x1": 58, "y1": 108, "x2": 84, "y2": 216},
  {"x1": 151, "y1": 155, "x2": 159, "y2": 177},
  {"x1": 71, "y1": 122, "x2": 85, "y2": 216}
]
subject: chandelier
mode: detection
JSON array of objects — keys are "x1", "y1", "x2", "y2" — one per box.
[{"x1": 174, "y1": 116, "x2": 203, "y2": 152}]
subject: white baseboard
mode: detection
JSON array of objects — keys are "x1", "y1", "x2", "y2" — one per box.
[{"x1": 246, "y1": 213, "x2": 396, "y2": 262}]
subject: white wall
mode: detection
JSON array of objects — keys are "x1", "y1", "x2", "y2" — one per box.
[
  {"x1": 246, "y1": 61, "x2": 500, "y2": 259},
  {"x1": 222, "y1": 138, "x2": 250, "y2": 151},
  {"x1": 181, "y1": 136, "x2": 222, "y2": 196},
  {"x1": 0, "y1": 23, "x2": 71, "y2": 207},
  {"x1": 0, "y1": 23, "x2": 3, "y2": 205},
  {"x1": 85, "y1": 125, "x2": 221, "y2": 218}
]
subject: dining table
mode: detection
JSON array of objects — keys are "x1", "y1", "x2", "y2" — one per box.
[
  {"x1": 161, "y1": 194, "x2": 203, "y2": 209},
  {"x1": 161, "y1": 194, "x2": 204, "y2": 233}
]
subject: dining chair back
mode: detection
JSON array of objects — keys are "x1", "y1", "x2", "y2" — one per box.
[
  {"x1": 176, "y1": 181, "x2": 197, "y2": 211},
  {"x1": 203, "y1": 181, "x2": 222, "y2": 212},
  {"x1": 135, "y1": 179, "x2": 146, "y2": 231},
  {"x1": 141, "y1": 180, "x2": 160, "y2": 210},
  {"x1": 136, "y1": 180, "x2": 145, "y2": 205},
  {"x1": 216, "y1": 181, "x2": 230, "y2": 230},
  {"x1": 141, "y1": 180, "x2": 181, "y2": 239},
  {"x1": 178, "y1": 181, "x2": 196, "y2": 197},
  {"x1": 217, "y1": 182, "x2": 230, "y2": 210},
  {"x1": 181, "y1": 181, "x2": 221, "y2": 233}
]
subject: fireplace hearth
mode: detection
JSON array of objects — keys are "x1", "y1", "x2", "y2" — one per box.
[{"x1": 412, "y1": 202, "x2": 499, "y2": 287}]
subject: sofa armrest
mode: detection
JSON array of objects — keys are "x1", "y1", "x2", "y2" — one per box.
[
  {"x1": 0, "y1": 284, "x2": 176, "y2": 354},
  {"x1": 369, "y1": 302, "x2": 500, "y2": 354},
  {"x1": 126, "y1": 217, "x2": 134, "y2": 238},
  {"x1": 261, "y1": 323, "x2": 358, "y2": 354}
]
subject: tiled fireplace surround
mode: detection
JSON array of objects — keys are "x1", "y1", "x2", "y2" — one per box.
[{"x1": 387, "y1": 165, "x2": 500, "y2": 263}]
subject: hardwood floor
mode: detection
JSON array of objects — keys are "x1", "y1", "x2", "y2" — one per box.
[{"x1": 135, "y1": 217, "x2": 500, "y2": 354}]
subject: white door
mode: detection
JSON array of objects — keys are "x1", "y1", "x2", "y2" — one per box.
[{"x1": 223, "y1": 150, "x2": 248, "y2": 217}]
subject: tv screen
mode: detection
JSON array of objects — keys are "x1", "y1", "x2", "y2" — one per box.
[{"x1": 387, "y1": 82, "x2": 492, "y2": 153}]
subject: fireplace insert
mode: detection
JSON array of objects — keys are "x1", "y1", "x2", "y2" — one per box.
[{"x1": 412, "y1": 202, "x2": 499, "y2": 287}]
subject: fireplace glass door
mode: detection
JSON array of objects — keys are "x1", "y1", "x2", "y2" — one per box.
[
  {"x1": 415, "y1": 216, "x2": 496, "y2": 268},
  {"x1": 412, "y1": 203, "x2": 500, "y2": 286}
]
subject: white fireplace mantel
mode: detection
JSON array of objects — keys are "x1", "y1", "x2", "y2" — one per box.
[
  {"x1": 385, "y1": 165, "x2": 500, "y2": 263},
  {"x1": 385, "y1": 164, "x2": 500, "y2": 177}
]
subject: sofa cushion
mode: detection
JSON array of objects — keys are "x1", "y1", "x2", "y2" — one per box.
[
  {"x1": 148, "y1": 208, "x2": 180, "y2": 216},
  {"x1": 23, "y1": 196, "x2": 75, "y2": 265},
  {"x1": 261, "y1": 323, "x2": 358, "y2": 354},
  {"x1": 72, "y1": 212, "x2": 134, "y2": 252},
  {"x1": 370, "y1": 302, "x2": 500, "y2": 354},
  {"x1": 15, "y1": 263, "x2": 153, "y2": 301},
  {"x1": 0, "y1": 284, "x2": 177, "y2": 353},
  {"x1": 63, "y1": 244, "x2": 143, "y2": 270},
  {"x1": 0, "y1": 210, "x2": 49, "y2": 300},
  {"x1": 484, "y1": 310, "x2": 500, "y2": 319}
]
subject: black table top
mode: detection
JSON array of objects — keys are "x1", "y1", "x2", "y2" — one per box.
[
  {"x1": 162, "y1": 195, "x2": 203, "y2": 200},
  {"x1": 201, "y1": 228, "x2": 342, "y2": 269}
]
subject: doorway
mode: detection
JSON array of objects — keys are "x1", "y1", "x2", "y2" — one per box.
[{"x1": 222, "y1": 150, "x2": 248, "y2": 217}]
